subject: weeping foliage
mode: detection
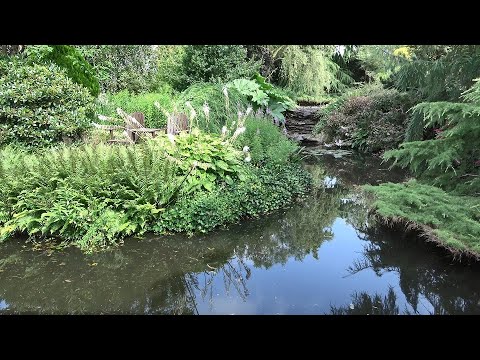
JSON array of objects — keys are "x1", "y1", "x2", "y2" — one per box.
[
  {"x1": 278, "y1": 46, "x2": 353, "y2": 98},
  {"x1": 395, "y1": 45, "x2": 480, "y2": 102},
  {"x1": 384, "y1": 79, "x2": 480, "y2": 195}
]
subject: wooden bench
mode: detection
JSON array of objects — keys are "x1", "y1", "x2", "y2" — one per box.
[
  {"x1": 167, "y1": 113, "x2": 189, "y2": 135},
  {"x1": 96, "y1": 110, "x2": 190, "y2": 145}
]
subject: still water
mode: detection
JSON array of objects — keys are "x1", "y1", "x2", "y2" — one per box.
[{"x1": 1, "y1": 153, "x2": 480, "y2": 314}]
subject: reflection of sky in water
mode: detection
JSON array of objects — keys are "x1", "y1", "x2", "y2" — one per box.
[
  {"x1": 0, "y1": 300, "x2": 9, "y2": 310},
  {"x1": 323, "y1": 176, "x2": 337, "y2": 188},
  {"x1": 193, "y1": 218, "x2": 437, "y2": 314}
]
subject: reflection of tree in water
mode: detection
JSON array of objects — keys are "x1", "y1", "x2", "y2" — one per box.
[
  {"x1": 0, "y1": 182, "x2": 339, "y2": 314},
  {"x1": 310, "y1": 153, "x2": 480, "y2": 315},
  {"x1": 329, "y1": 286, "x2": 400, "y2": 315},
  {"x1": 347, "y1": 225, "x2": 480, "y2": 314}
]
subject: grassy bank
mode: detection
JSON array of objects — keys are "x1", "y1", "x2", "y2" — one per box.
[{"x1": 364, "y1": 180, "x2": 480, "y2": 259}]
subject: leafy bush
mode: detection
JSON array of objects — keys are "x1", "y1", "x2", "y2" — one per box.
[
  {"x1": 153, "y1": 129, "x2": 248, "y2": 193},
  {"x1": 227, "y1": 73, "x2": 296, "y2": 121},
  {"x1": 0, "y1": 136, "x2": 310, "y2": 251},
  {"x1": 26, "y1": 45, "x2": 100, "y2": 96},
  {"x1": 96, "y1": 87, "x2": 175, "y2": 129},
  {"x1": 153, "y1": 164, "x2": 311, "y2": 234},
  {"x1": 178, "y1": 45, "x2": 260, "y2": 90},
  {"x1": 176, "y1": 82, "x2": 249, "y2": 133},
  {"x1": 234, "y1": 117, "x2": 299, "y2": 165},
  {"x1": 156, "y1": 45, "x2": 186, "y2": 90},
  {"x1": 314, "y1": 87, "x2": 413, "y2": 153},
  {"x1": 0, "y1": 61, "x2": 95, "y2": 147}
]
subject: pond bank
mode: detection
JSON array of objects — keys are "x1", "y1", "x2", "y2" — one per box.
[{"x1": 2, "y1": 153, "x2": 480, "y2": 314}]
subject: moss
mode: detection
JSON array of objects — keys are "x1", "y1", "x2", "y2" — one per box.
[{"x1": 364, "y1": 180, "x2": 480, "y2": 259}]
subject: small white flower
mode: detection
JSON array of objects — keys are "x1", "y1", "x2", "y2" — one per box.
[
  {"x1": 98, "y1": 115, "x2": 108, "y2": 121},
  {"x1": 223, "y1": 86, "x2": 228, "y2": 98},
  {"x1": 167, "y1": 133, "x2": 176, "y2": 145},
  {"x1": 242, "y1": 146, "x2": 250, "y2": 153},
  {"x1": 231, "y1": 121, "x2": 236, "y2": 127},
  {"x1": 192, "y1": 160, "x2": 198, "y2": 167},
  {"x1": 238, "y1": 110, "x2": 243, "y2": 120},
  {"x1": 236, "y1": 126, "x2": 246, "y2": 135},
  {"x1": 222, "y1": 126, "x2": 228, "y2": 135},
  {"x1": 154, "y1": 101, "x2": 161, "y2": 108},
  {"x1": 244, "y1": 155, "x2": 251, "y2": 163},
  {"x1": 245, "y1": 106, "x2": 252, "y2": 117}
]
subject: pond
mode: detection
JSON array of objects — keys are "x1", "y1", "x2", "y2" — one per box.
[{"x1": 1, "y1": 151, "x2": 480, "y2": 314}]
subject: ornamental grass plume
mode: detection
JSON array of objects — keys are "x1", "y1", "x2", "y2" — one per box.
[
  {"x1": 185, "y1": 101, "x2": 197, "y2": 128},
  {"x1": 202, "y1": 102, "x2": 210, "y2": 120},
  {"x1": 223, "y1": 86, "x2": 230, "y2": 109},
  {"x1": 230, "y1": 126, "x2": 246, "y2": 142}
]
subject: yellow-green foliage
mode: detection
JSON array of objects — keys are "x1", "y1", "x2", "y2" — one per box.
[
  {"x1": 279, "y1": 45, "x2": 351, "y2": 97},
  {"x1": 364, "y1": 180, "x2": 480, "y2": 257},
  {"x1": 236, "y1": 117, "x2": 299, "y2": 165}
]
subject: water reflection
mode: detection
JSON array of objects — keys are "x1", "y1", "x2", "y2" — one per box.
[
  {"x1": 329, "y1": 287, "x2": 400, "y2": 315},
  {"x1": 0, "y1": 153, "x2": 479, "y2": 314}
]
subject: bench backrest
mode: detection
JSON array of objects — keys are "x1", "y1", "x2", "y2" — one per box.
[{"x1": 167, "y1": 113, "x2": 189, "y2": 135}]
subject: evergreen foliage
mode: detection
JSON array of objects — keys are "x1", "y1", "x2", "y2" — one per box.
[
  {"x1": 384, "y1": 79, "x2": 480, "y2": 195},
  {"x1": 364, "y1": 181, "x2": 480, "y2": 258}
]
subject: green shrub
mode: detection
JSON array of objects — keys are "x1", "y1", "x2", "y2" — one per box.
[
  {"x1": 153, "y1": 164, "x2": 311, "y2": 234},
  {"x1": 153, "y1": 129, "x2": 249, "y2": 193},
  {"x1": 176, "y1": 83, "x2": 249, "y2": 133},
  {"x1": 235, "y1": 117, "x2": 299, "y2": 165},
  {"x1": 314, "y1": 87, "x2": 413, "y2": 153},
  {"x1": 364, "y1": 180, "x2": 480, "y2": 258},
  {"x1": 76, "y1": 45, "x2": 159, "y2": 94},
  {"x1": 227, "y1": 73, "x2": 296, "y2": 121},
  {"x1": 0, "y1": 136, "x2": 310, "y2": 251},
  {"x1": 0, "y1": 62, "x2": 95, "y2": 147},
  {"x1": 26, "y1": 45, "x2": 100, "y2": 96},
  {"x1": 178, "y1": 45, "x2": 260, "y2": 91},
  {"x1": 96, "y1": 87, "x2": 175, "y2": 129}
]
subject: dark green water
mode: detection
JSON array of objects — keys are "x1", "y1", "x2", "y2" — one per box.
[{"x1": 1, "y1": 153, "x2": 480, "y2": 314}]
